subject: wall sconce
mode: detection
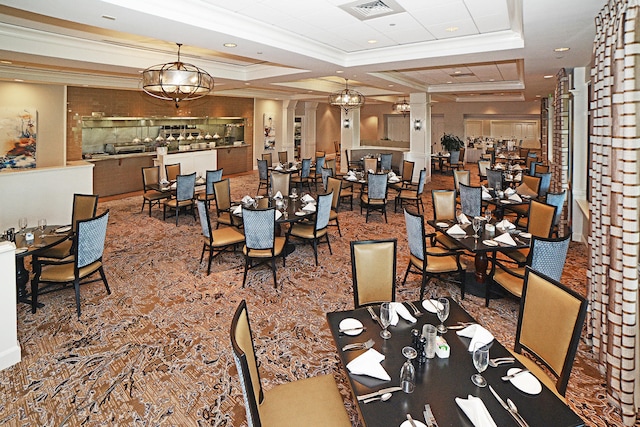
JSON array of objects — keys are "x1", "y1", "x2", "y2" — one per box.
[
  {"x1": 414, "y1": 119, "x2": 422, "y2": 131},
  {"x1": 343, "y1": 118, "x2": 351, "y2": 128}
]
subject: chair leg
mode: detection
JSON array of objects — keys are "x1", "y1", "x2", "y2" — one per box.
[
  {"x1": 207, "y1": 247, "x2": 214, "y2": 275},
  {"x1": 325, "y1": 233, "x2": 332, "y2": 255},
  {"x1": 141, "y1": 199, "x2": 146, "y2": 213},
  {"x1": 460, "y1": 269, "x2": 466, "y2": 300},
  {"x1": 73, "y1": 278, "x2": 82, "y2": 318},
  {"x1": 200, "y1": 244, "x2": 206, "y2": 263},
  {"x1": 30, "y1": 276, "x2": 39, "y2": 314},
  {"x1": 313, "y1": 240, "x2": 318, "y2": 266},
  {"x1": 383, "y1": 205, "x2": 388, "y2": 223},
  {"x1": 99, "y1": 267, "x2": 111, "y2": 294},
  {"x1": 402, "y1": 262, "x2": 412, "y2": 287},
  {"x1": 271, "y1": 258, "x2": 278, "y2": 288},
  {"x1": 242, "y1": 257, "x2": 250, "y2": 288},
  {"x1": 335, "y1": 217, "x2": 342, "y2": 236}
]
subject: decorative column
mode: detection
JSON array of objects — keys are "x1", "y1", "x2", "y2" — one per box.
[
  {"x1": 302, "y1": 102, "x2": 318, "y2": 159},
  {"x1": 282, "y1": 100, "x2": 297, "y2": 161},
  {"x1": 404, "y1": 92, "x2": 429, "y2": 182},
  {"x1": 0, "y1": 241, "x2": 20, "y2": 371},
  {"x1": 340, "y1": 108, "x2": 361, "y2": 173}
]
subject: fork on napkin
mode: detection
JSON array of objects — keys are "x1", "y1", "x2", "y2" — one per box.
[
  {"x1": 456, "y1": 324, "x2": 494, "y2": 351},
  {"x1": 346, "y1": 348, "x2": 391, "y2": 380},
  {"x1": 455, "y1": 395, "x2": 497, "y2": 427}
]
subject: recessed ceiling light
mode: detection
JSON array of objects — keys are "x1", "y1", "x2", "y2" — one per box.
[
  {"x1": 454, "y1": 70, "x2": 461, "y2": 74},
  {"x1": 0, "y1": 60, "x2": 12, "y2": 64},
  {"x1": 244, "y1": 82, "x2": 250, "y2": 85},
  {"x1": 14, "y1": 79, "x2": 23, "y2": 82},
  {"x1": 446, "y1": 81, "x2": 452, "y2": 84},
  {"x1": 554, "y1": 47, "x2": 570, "y2": 52},
  {"x1": 336, "y1": 70, "x2": 344, "y2": 74},
  {"x1": 101, "y1": 15, "x2": 116, "y2": 20},
  {"x1": 223, "y1": 43, "x2": 237, "y2": 48},
  {"x1": 367, "y1": 40, "x2": 377, "y2": 44},
  {"x1": 446, "y1": 26, "x2": 459, "y2": 32},
  {"x1": 544, "y1": 75, "x2": 554, "y2": 79},
  {"x1": 535, "y1": 95, "x2": 542, "y2": 98},
  {"x1": 388, "y1": 84, "x2": 394, "y2": 87},
  {"x1": 389, "y1": 23, "x2": 396, "y2": 27},
  {"x1": 488, "y1": 78, "x2": 495, "y2": 82}
]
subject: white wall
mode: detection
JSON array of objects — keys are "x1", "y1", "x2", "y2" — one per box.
[{"x1": 0, "y1": 241, "x2": 20, "y2": 371}]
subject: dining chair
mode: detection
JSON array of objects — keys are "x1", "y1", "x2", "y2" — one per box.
[
  {"x1": 165, "y1": 163, "x2": 181, "y2": 182},
  {"x1": 394, "y1": 168, "x2": 426, "y2": 213},
  {"x1": 333, "y1": 140, "x2": 341, "y2": 163},
  {"x1": 519, "y1": 147, "x2": 530, "y2": 159},
  {"x1": 545, "y1": 190, "x2": 567, "y2": 236},
  {"x1": 535, "y1": 171, "x2": 552, "y2": 198},
  {"x1": 286, "y1": 191, "x2": 333, "y2": 266},
  {"x1": 402, "y1": 209, "x2": 466, "y2": 300},
  {"x1": 270, "y1": 171, "x2": 290, "y2": 198},
  {"x1": 430, "y1": 189, "x2": 464, "y2": 251},
  {"x1": 320, "y1": 166, "x2": 333, "y2": 192},
  {"x1": 326, "y1": 177, "x2": 344, "y2": 236},
  {"x1": 477, "y1": 160, "x2": 490, "y2": 182},
  {"x1": 360, "y1": 172, "x2": 388, "y2": 223},
  {"x1": 506, "y1": 199, "x2": 557, "y2": 265},
  {"x1": 527, "y1": 157, "x2": 539, "y2": 175},
  {"x1": 230, "y1": 300, "x2": 351, "y2": 427},
  {"x1": 453, "y1": 169, "x2": 470, "y2": 193},
  {"x1": 344, "y1": 149, "x2": 361, "y2": 170},
  {"x1": 442, "y1": 150, "x2": 461, "y2": 173},
  {"x1": 163, "y1": 172, "x2": 196, "y2": 226},
  {"x1": 486, "y1": 169, "x2": 503, "y2": 190},
  {"x1": 290, "y1": 158, "x2": 312, "y2": 193},
  {"x1": 257, "y1": 159, "x2": 269, "y2": 195},
  {"x1": 458, "y1": 183, "x2": 482, "y2": 218},
  {"x1": 312, "y1": 155, "x2": 325, "y2": 190},
  {"x1": 400, "y1": 160, "x2": 415, "y2": 187},
  {"x1": 519, "y1": 174, "x2": 541, "y2": 196},
  {"x1": 141, "y1": 166, "x2": 170, "y2": 217},
  {"x1": 325, "y1": 158, "x2": 337, "y2": 175},
  {"x1": 488, "y1": 232, "x2": 571, "y2": 307},
  {"x1": 512, "y1": 267, "x2": 587, "y2": 400},
  {"x1": 277, "y1": 150, "x2": 288, "y2": 164},
  {"x1": 363, "y1": 157, "x2": 378, "y2": 172},
  {"x1": 31, "y1": 209, "x2": 111, "y2": 317},
  {"x1": 196, "y1": 201, "x2": 245, "y2": 275},
  {"x1": 261, "y1": 152, "x2": 273, "y2": 167},
  {"x1": 380, "y1": 153, "x2": 393, "y2": 171},
  {"x1": 315, "y1": 150, "x2": 325, "y2": 159},
  {"x1": 213, "y1": 178, "x2": 241, "y2": 229},
  {"x1": 534, "y1": 163, "x2": 550, "y2": 174},
  {"x1": 197, "y1": 168, "x2": 223, "y2": 210},
  {"x1": 351, "y1": 239, "x2": 397, "y2": 308},
  {"x1": 241, "y1": 207, "x2": 288, "y2": 289}
]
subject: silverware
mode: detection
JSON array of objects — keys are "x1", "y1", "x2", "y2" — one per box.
[
  {"x1": 489, "y1": 385, "x2": 526, "y2": 427},
  {"x1": 423, "y1": 404, "x2": 438, "y2": 427},
  {"x1": 366, "y1": 306, "x2": 384, "y2": 329},
  {"x1": 338, "y1": 326, "x2": 366, "y2": 333},
  {"x1": 406, "y1": 414, "x2": 417, "y2": 427},
  {"x1": 507, "y1": 398, "x2": 530, "y2": 427},
  {"x1": 341, "y1": 338, "x2": 375, "y2": 352},
  {"x1": 501, "y1": 369, "x2": 530, "y2": 381},
  {"x1": 489, "y1": 357, "x2": 515, "y2": 367},
  {"x1": 362, "y1": 392, "x2": 392, "y2": 404},
  {"x1": 356, "y1": 386, "x2": 402, "y2": 401},
  {"x1": 406, "y1": 301, "x2": 423, "y2": 317}
]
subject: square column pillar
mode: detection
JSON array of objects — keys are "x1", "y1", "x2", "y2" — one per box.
[
  {"x1": 340, "y1": 108, "x2": 360, "y2": 173},
  {"x1": 404, "y1": 93, "x2": 431, "y2": 181}
]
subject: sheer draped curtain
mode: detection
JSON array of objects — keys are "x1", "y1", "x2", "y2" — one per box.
[{"x1": 588, "y1": 0, "x2": 640, "y2": 425}]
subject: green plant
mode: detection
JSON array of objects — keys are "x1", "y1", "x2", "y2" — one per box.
[{"x1": 440, "y1": 133, "x2": 464, "y2": 152}]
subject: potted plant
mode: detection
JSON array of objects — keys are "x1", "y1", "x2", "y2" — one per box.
[{"x1": 440, "y1": 133, "x2": 464, "y2": 152}]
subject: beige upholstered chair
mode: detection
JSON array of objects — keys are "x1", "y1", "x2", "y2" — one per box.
[
  {"x1": 400, "y1": 160, "x2": 415, "y2": 187},
  {"x1": 277, "y1": 151, "x2": 288, "y2": 164},
  {"x1": 230, "y1": 300, "x2": 351, "y2": 427},
  {"x1": 213, "y1": 178, "x2": 241, "y2": 228},
  {"x1": 165, "y1": 163, "x2": 181, "y2": 182},
  {"x1": 326, "y1": 177, "x2": 344, "y2": 236},
  {"x1": 351, "y1": 239, "x2": 396, "y2": 308},
  {"x1": 505, "y1": 199, "x2": 556, "y2": 265},
  {"x1": 31, "y1": 210, "x2": 111, "y2": 317},
  {"x1": 163, "y1": 172, "x2": 196, "y2": 226},
  {"x1": 363, "y1": 157, "x2": 378, "y2": 172},
  {"x1": 478, "y1": 160, "x2": 490, "y2": 182},
  {"x1": 196, "y1": 201, "x2": 245, "y2": 275},
  {"x1": 453, "y1": 169, "x2": 470, "y2": 192},
  {"x1": 270, "y1": 171, "x2": 290, "y2": 197},
  {"x1": 512, "y1": 267, "x2": 587, "y2": 400},
  {"x1": 141, "y1": 166, "x2": 170, "y2": 216},
  {"x1": 286, "y1": 192, "x2": 332, "y2": 265},
  {"x1": 261, "y1": 152, "x2": 273, "y2": 167},
  {"x1": 534, "y1": 163, "x2": 550, "y2": 174},
  {"x1": 431, "y1": 190, "x2": 463, "y2": 251}
]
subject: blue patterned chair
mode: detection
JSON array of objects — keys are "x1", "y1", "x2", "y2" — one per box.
[
  {"x1": 486, "y1": 169, "x2": 503, "y2": 191},
  {"x1": 320, "y1": 166, "x2": 333, "y2": 192},
  {"x1": 163, "y1": 172, "x2": 196, "y2": 226},
  {"x1": 380, "y1": 153, "x2": 393, "y2": 171},
  {"x1": 459, "y1": 183, "x2": 482, "y2": 217},
  {"x1": 196, "y1": 201, "x2": 245, "y2": 275},
  {"x1": 402, "y1": 209, "x2": 466, "y2": 300},
  {"x1": 241, "y1": 207, "x2": 288, "y2": 288},
  {"x1": 351, "y1": 239, "x2": 397, "y2": 308},
  {"x1": 394, "y1": 168, "x2": 426, "y2": 213},
  {"x1": 545, "y1": 190, "x2": 567, "y2": 236},
  {"x1": 360, "y1": 172, "x2": 389, "y2": 223},
  {"x1": 312, "y1": 155, "x2": 325, "y2": 190},
  {"x1": 535, "y1": 171, "x2": 552, "y2": 198},
  {"x1": 257, "y1": 159, "x2": 269, "y2": 195},
  {"x1": 290, "y1": 158, "x2": 312, "y2": 192},
  {"x1": 230, "y1": 300, "x2": 351, "y2": 427},
  {"x1": 30, "y1": 210, "x2": 111, "y2": 317},
  {"x1": 287, "y1": 192, "x2": 333, "y2": 266},
  {"x1": 197, "y1": 168, "x2": 223, "y2": 209}
]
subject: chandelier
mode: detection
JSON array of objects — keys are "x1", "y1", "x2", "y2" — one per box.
[
  {"x1": 142, "y1": 43, "x2": 214, "y2": 108},
  {"x1": 392, "y1": 98, "x2": 410, "y2": 116},
  {"x1": 328, "y1": 79, "x2": 365, "y2": 113}
]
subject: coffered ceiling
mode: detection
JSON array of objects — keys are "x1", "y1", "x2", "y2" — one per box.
[{"x1": 0, "y1": 0, "x2": 604, "y2": 105}]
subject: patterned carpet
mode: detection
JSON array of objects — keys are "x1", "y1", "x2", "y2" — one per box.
[{"x1": 0, "y1": 170, "x2": 626, "y2": 426}]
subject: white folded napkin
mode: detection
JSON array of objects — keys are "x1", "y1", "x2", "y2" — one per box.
[
  {"x1": 495, "y1": 219, "x2": 515, "y2": 230},
  {"x1": 447, "y1": 224, "x2": 467, "y2": 236},
  {"x1": 233, "y1": 205, "x2": 242, "y2": 215},
  {"x1": 302, "y1": 203, "x2": 316, "y2": 212},
  {"x1": 498, "y1": 154, "x2": 506, "y2": 158},
  {"x1": 389, "y1": 302, "x2": 416, "y2": 326},
  {"x1": 494, "y1": 232, "x2": 516, "y2": 246},
  {"x1": 347, "y1": 170, "x2": 356, "y2": 176},
  {"x1": 388, "y1": 177, "x2": 400, "y2": 183},
  {"x1": 170, "y1": 183, "x2": 177, "y2": 190},
  {"x1": 274, "y1": 165, "x2": 283, "y2": 171},
  {"x1": 456, "y1": 324, "x2": 495, "y2": 351},
  {"x1": 513, "y1": 164, "x2": 521, "y2": 171},
  {"x1": 346, "y1": 175, "x2": 357, "y2": 181},
  {"x1": 508, "y1": 193, "x2": 522, "y2": 202},
  {"x1": 160, "y1": 179, "x2": 169, "y2": 185},
  {"x1": 301, "y1": 194, "x2": 315, "y2": 203},
  {"x1": 196, "y1": 177, "x2": 206, "y2": 185},
  {"x1": 482, "y1": 190, "x2": 492, "y2": 200},
  {"x1": 504, "y1": 187, "x2": 516, "y2": 196},
  {"x1": 274, "y1": 191, "x2": 283, "y2": 199},
  {"x1": 495, "y1": 163, "x2": 504, "y2": 170},
  {"x1": 388, "y1": 171, "x2": 397, "y2": 178},
  {"x1": 241, "y1": 195, "x2": 255, "y2": 204},
  {"x1": 346, "y1": 348, "x2": 391, "y2": 381},
  {"x1": 289, "y1": 165, "x2": 297, "y2": 170},
  {"x1": 455, "y1": 395, "x2": 497, "y2": 427},
  {"x1": 368, "y1": 169, "x2": 375, "y2": 174},
  {"x1": 514, "y1": 172, "x2": 522, "y2": 181},
  {"x1": 457, "y1": 213, "x2": 471, "y2": 225},
  {"x1": 275, "y1": 210, "x2": 282, "y2": 220}
]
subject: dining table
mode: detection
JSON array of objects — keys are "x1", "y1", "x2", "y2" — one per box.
[
  {"x1": 430, "y1": 153, "x2": 450, "y2": 173},
  {"x1": 326, "y1": 298, "x2": 585, "y2": 427}
]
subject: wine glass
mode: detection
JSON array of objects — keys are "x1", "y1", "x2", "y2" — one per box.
[
  {"x1": 436, "y1": 297, "x2": 449, "y2": 334},
  {"x1": 38, "y1": 218, "x2": 47, "y2": 236},
  {"x1": 291, "y1": 187, "x2": 298, "y2": 198},
  {"x1": 484, "y1": 208, "x2": 492, "y2": 223},
  {"x1": 471, "y1": 343, "x2": 489, "y2": 387},
  {"x1": 18, "y1": 217, "x2": 28, "y2": 234},
  {"x1": 472, "y1": 216, "x2": 482, "y2": 238},
  {"x1": 379, "y1": 302, "x2": 392, "y2": 339},
  {"x1": 400, "y1": 346, "x2": 417, "y2": 393}
]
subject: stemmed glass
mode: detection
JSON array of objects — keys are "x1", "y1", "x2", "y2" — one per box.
[
  {"x1": 379, "y1": 302, "x2": 392, "y2": 339},
  {"x1": 471, "y1": 343, "x2": 489, "y2": 387},
  {"x1": 484, "y1": 208, "x2": 492, "y2": 224},
  {"x1": 18, "y1": 217, "x2": 28, "y2": 235},
  {"x1": 436, "y1": 297, "x2": 449, "y2": 334},
  {"x1": 472, "y1": 216, "x2": 482, "y2": 238},
  {"x1": 38, "y1": 218, "x2": 47, "y2": 236},
  {"x1": 291, "y1": 187, "x2": 298, "y2": 199},
  {"x1": 400, "y1": 346, "x2": 417, "y2": 393}
]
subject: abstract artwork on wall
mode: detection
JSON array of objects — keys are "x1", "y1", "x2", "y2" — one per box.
[
  {"x1": 263, "y1": 113, "x2": 275, "y2": 150},
  {"x1": 0, "y1": 108, "x2": 37, "y2": 170}
]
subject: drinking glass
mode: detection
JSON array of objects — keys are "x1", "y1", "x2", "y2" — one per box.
[
  {"x1": 484, "y1": 208, "x2": 492, "y2": 223},
  {"x1": 471, "y1": 343, "x2": 489, "y2": 387},
  {"x1": 400, "y1": 346, "x2": 417, "y2": 393},
  {"x1": 18, "y1": 217, "x2": 28, "y2": 234},
  {"x1": 436, "y1": 297, "x2": 449, "y2": 334},
  {"x1": 379, "y1": 302, "x2": 392, "y2": 339},
  {"x1": 38, "y1": 218, "x2": 47, "y2": 236},
  {"x1": 291, "y1": 187, "x2": 297, "y2": 198},
  {"x1": 472, "y1": 216, "x2": 483, "y2": 238}
]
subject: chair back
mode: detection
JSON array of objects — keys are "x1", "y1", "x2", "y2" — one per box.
[
  {"x1": 230, "y1": 300, "x2": 263, "y2": 427},
  {"x1": 205, "y1": 169, "x2": 223, "y2": 195},
  {"x1": 448, "y1": 150, "x2": 460, "y2": 164},
  {"x1": 315, "y1": 150, "x2": 325, "y2": 159},
  {"x1": 453, "y1": 169, "x2": 470, "y2": 191},
  {"x1": 270, "y1": 171, "x2": 290, "y2": 197},
  {"x1": 478, "y1": 160, "x2": 490, "y2": 178},
  {"x1": 315, "y1": 192, "x2": 333, "y2": 232},
  {"x1": 165, "y1": 163, "x2": 181, "y2": 182},
  {"x1": 534, "y1": 163, "x2": 550, "y2": 174},
  {"x1": 196, "y1": 200, "x2": 213, "y2": 241},
  {"x1": 257, "y1": 159, "x2": 268, "y2": 180},
  {"x1": 432, "y1": 190, "x2": 457, "y2": 221},
  {"x1": 416, "y1": 169, "x2": 427, "y2": 195},
  {"x1": 458, "y1": 147, "x2": 465, "y2": 164},
  {"x1": 367, "y1": 173, "x2": 388, "y2": 200},
  {"x1": 325, "y1": 158, "x2": 336, "y2": 175},
  {"x1": 278, "y1": 151, "x2": 288, "y2": 164},
  {"x1": 521, "y1": 174, "x2": 541, "y2": 196},
  {"x1": 363, "y1": 157, "x2": 378, "y2": 172},
  {"x1": 333, "y1": 140, "x2": 340, "y2": 155},
  {"x1": 527, "y1": 158, "x2": 540, "y2": 175},
  {"x1": 535, "y1": 172, "x2": 552, "y2": 197},
  {"x1": 142, "y1": 166, "x2": 160, "y2": 191},
  {"x1": 404, "y1": 209, "x2": 426, "y2": 262},
  {"x1": 315, "y1": 156, "x2": 326, "y2": 173},
  {"x1": 529, "y1": 233, "x2": 571, "y2": 281},
  {"x1": 486, "y1": 169, "x2": 503, "y2": 190},
  {"x1": 261, "y1": 152, "x2": 273, "y2": 167},
  {"x1": 176, "y1": 172, "x2": 196, "y2": 202},
  {"x1": 299, "y1": 158, "x2": 311, "y2": 178},
  {"x1": 515, "y1": 267, "x2": 587, "y2": 396},
  {"x1": 321, "y1": 167, "x2": 333, "y2": 191},
  {"x1": 380, "y1": 153, "x2": 393, "y2": 171},
  {"x1": 76, "y1": 209, "x2": 109, "y2": 269},
  {"x1": 243, "y1": 208, "x2": 276, "y2": 252},
  {"x1": 401, "y1": 160, "x2": 415, "y2": 183},
  {"x1": 527, "y1": 199, "x2": 556, "y2": 238},
  {"x1": 326, "y1": 177, "x2": 342, "y2": 210},
  {"x1": 71, "y1": 193, "x2": 99, "y2": 233},
  {"x1": 546, "y1": 190, "x2": 567, "y2": 225},
  {"x1": 351, "y1": 239, "x2": 397, "y2": 308},
  {"x1": 213, "y1": 179, "x2": 232, "y2": 211},
  {"x1": 519, "y1": 148, "x2": 530, "y2": 159},
  {"x1": 459, "y1": 183, "x2": 482, "y2": 217}
]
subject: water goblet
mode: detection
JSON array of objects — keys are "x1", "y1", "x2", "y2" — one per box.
[
  {"x1": 379, "y1": 302, "x2": 392, "y2": 339},
  {"x1": 291, "y1": 187, "x2": 298, "y2": 198},
  {"x1": 484, "y1": 208, "x2": 492, "y2": 223},
  {"x1": 471, "y1": 343, "x2": 489, "y2": 387},
  {"x1": 38, "y1": 218, "x2": 47, "y2": 236},
  {"x1": 18, "y1": 217, "x2": 28, "y2": 234},
  {"x1": 400, "y1": 346, "x2": 417, "y2": 393},
  {"x1": 472, "y1": 216, "x2": 482, "y2": 238},
  {"x1": 436, "y1": 297, "x2": 449, "y2": 334}
]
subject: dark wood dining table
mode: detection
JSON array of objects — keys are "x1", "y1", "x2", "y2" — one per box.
[
  {"x1": 430, "y1": 153, "x2": 450, "y2": 173},
  {"x1": 326, "y1": 298, "x2": 585, "y2": 427}
]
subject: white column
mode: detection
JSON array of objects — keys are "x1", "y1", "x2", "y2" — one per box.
[
  {"x1": 0, "y1": 241, "x2": 20, "y2": 371},
  {"x1": 570, "y1": 67, "x2": 589, "y2": 243},
  {"x1": 282, "y1": 100, "x2": 297, "y2": 161},
  {"x1": 340, "y1": 108, "x2": 361, "y2": 173},
  {"x1": 404, "y1": 93, "x2": 430, "y2": 182},
  {"x1": 301, "y1": 102, "x2": 318, "y2": 159}
]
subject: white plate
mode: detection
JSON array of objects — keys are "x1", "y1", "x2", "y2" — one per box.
[
  {"x1": 339, "y1": 318, "x2": 364, "y2": 336},
  {"x1": 55, "y1": 225, "x2": 71, "y2": 233},
  {"x1": 436, "y1": 222, "x2": 449, "y2": 228},
  {"x1": 422, "y1": 299, "x2": 443, "y2": 313},
  {"x1": 507, "y1": 368, "x2": 542, "y2": 395},
  {"x1": 400, "y1": 420, "x2": 427, "y2": 427},
  {"x1": 483, "y1": 240, "x2": 498, "y2": 247},
  {"x1": 501, "y1": 200, "x2": 512, "y2": 204},
  {"x1": 519, "y1": 232, "x2": 532, "y2": 239},
  {"x1": 15, "y1": 247, "x2": 28, "y2": 255},
  {"x1": 295, "y1": 211, "x2": 307, "y2": 216}
]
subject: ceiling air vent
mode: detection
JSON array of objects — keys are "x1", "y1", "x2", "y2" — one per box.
[{"x1": 340, "y1": 0, "x2": 404, "y2": 21}]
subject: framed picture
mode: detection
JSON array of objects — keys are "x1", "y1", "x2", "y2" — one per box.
[
  {"x1": 263, "y1": 113, "x2": 275, "y2": 150},
  {"x1": 1, "y1": 108, "x2": 37, "y2": 170}
]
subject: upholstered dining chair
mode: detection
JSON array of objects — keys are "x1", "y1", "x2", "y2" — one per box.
[
  {"x1": 535, "y1": 171, "x2": 552, "y2": 198},
  {"x1": 545, "y1": 190, "x2": 568, "y2": 236},
  {"x1": 333, "y1": 140, "x2": 341, "y2": 162},
  {"x1": 360, "y1": 172, "x2": 389, "y2": 223},
  {"x1": 344, "y1": 149, "x2": 361, "y2": 170},
  {"x1": 351, "y1": 239, "x2": 396, "y2": 308},
  {"x1": 163, "y1": 172, "x2": 196, "y2": 226},
  {"x1": 290, "y1": 158, "x2": 312, "y2": 193},
  {"x1": 287, "y1": 192, "x2": 333, "y2": 266},
  {"x1": 312, "y1": 155, "x2": 325, "y2": 190},
  {"x1": 165, "y1": 163, "x2": 180, "y2": 182},
  {"x1": 363, "y1": 157, "x2": 378, "y2": 172},
  {"x1": 380, "y1": 153, "x2": 393, "y2": 171},
  {"x1": 402, "y1": 209, "x2": 466, "y2": 300},
  {"x1": 270, "y1": 171, "x2": 290, "y2": 198},
  {"x1": 261, "y1": 152, "x2": 273, "y2": 167},
  {"x1": 31, "y1": 209, "x2": 111, "y2": 317},
  {"x1": 430, "y1": 189, "x2": 463, "y2": 251},
  {"x1": 197, "y1": 168, "x2": 223, "y2": 210},
  {"x1": 400, "y1": 160, "x2": 415, "y2": 187},
  {"x1": 394, "y1": 168, "x2": 426, "y2": 213},
  {"x1": 213, "y1": 178, "x2": 241, "y2": 229},
  {"x1": 507, "y1": 199, "x2": 557, "y2": 265},
  {"x1": 442, "y1": 150, "x2": 462, "y2": 173},
  {"x1": 325, "y1": 158, "x2": 337, "y2": 176},
  {"x1": 277, "y1": 150, "x2": 288, "y2": 164},
  {"x1": 512, "y1": 267, "x2": 587, "y2": 400},
  {"x1": 488, "y1": 232, "x2": 571, "y2": 307},
  {"x1": 453, "y1": 169, "x2": 470, "y2": 193},
  {"x1": 534, "y1": 163, "x2": 550, "y2": 174},
  {"x1": 141, "y1": 166, "x2": 170, "y2": 217},
  {"x1": 478, "y1": 160, "x2": 490, "y2": 182},
  {"x1": 257, "y1": 159, "x2": 269, "y2": 195},
  {"x1": 458, "y1": 183, "x2": 482, "y2": 218},
  {"x1": 326, "y1": 177, "x2": 344, "y2": 236},
  {"x1": 230, "y1": 300, "x2": 351, "y2": 427},
  {"x1": 486, "y1": 169, "x2": 503, "y2": 190},
  {"x1": 241, "y1": 207, "x2": 288, "y2": 289},
  {"x1": 196, "y1": 201, "x2": 245, "y2": 275},
  {"x1": 317, "y1": 166, "x2": 332, "y2": 192}
]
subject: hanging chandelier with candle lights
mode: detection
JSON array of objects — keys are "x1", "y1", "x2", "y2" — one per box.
[
  {"x1": 392, "y1": 97, "x2": 410, "y2": 116},
  {"x1": 328, "y1": 79, "x2": 365, "y2": 113}
]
